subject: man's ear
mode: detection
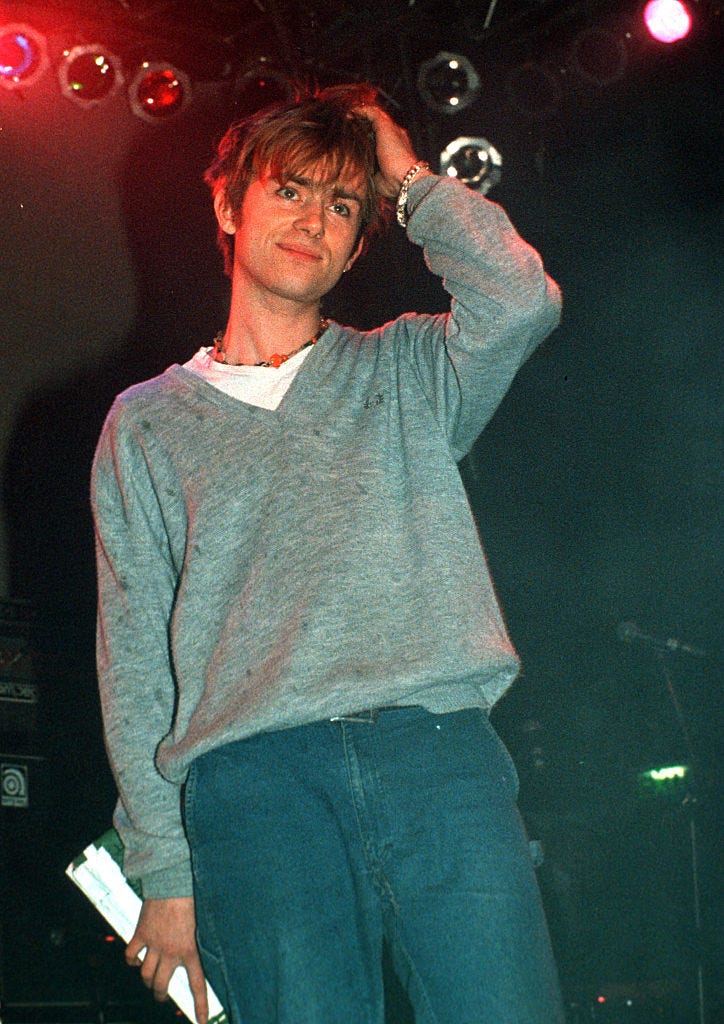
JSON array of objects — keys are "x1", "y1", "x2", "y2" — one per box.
[
  {"x1": 214, "y1": 191, "x2": 237, "y2": 234},
  {"x1": 344, "y1": 236, "x2": 365, "y2": 273}
]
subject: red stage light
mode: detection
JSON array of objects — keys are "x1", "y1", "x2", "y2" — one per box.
[
  {"x1": 59, "y1": 45, "x2": 123, "y2": 106},
  {"x1": 129, "y1": 62, "x2": 191, "y2": 122},
  {"x1": 644, "y1": 0, "x2": 692, "y2": 43},
  {"x1": 0, "y1": 23, "x2": 47, "y2": 88}
]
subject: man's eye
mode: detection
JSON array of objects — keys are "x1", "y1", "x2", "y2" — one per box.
[
  {"x1": 277, "y1": 186, "x2": 298, "y2": 200},
  {"x1": 331, "y1": 202, "x2": 350, "y2": 217}
]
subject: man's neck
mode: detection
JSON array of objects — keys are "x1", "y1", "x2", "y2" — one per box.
[{"x1": 218, "y1": 293, "x2": 323, "y2": 367}]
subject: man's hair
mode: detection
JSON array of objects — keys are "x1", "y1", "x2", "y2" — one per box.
[{"x1": 204, "y1": 83, "x2": 392, "y2": 277}]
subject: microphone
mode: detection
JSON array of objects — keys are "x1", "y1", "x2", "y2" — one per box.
[{"x1": 616, "y1": 621, "x2": 707, "y2": 658}]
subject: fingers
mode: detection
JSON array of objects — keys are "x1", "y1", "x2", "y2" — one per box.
[
  {"x1": 125, "y1": 920, "x2": 143, "y2": 959},
  {"x1": 187, "y1": 952, "x2": 211, "y2": 1024},
  {"x1": 355, "y1": 104, "x2": 420, "y2": 198},
  {"x1": 124, "y1": 898, "x2": 208, "y2": 1022},
  {"x1": 126, "y1": 942, "x2": 170, "y2": 1002},
  {"x1": 138, "y1": 947, "x2": 171, "y2": 1001},
  {"x1": 125, "y1": 935, "x2": 145, "y2": 968},
  {"x1": 135, "y1": 948, "x2": 208, "y2": 1023}
]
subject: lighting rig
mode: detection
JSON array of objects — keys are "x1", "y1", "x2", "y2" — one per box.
[{"x1": 0, "y1": 0, "x2": 713, "y2": 194}]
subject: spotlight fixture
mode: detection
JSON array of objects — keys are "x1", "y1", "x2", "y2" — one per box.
[
  {"x1": 233, "y1": 57, "x2": 295, "y2": 114},
  {"x1": 644, "y1": 0, "x2": 692, "y2": 42},
  {"x1": 417, "y1": 52, "x2": 480, "y2": 114},
  {"x1": 59, "y1": 45, "x2": 123, "y2": 107},
  {"x1": 439, "y1": 137, "x2": 502, "y2": 194},
  {"x1": 129, "y1": 61, "x2": 191, "y2": 122},
  {"x1": 0, "y1": 23, "x2": 48, "y2": 89}
]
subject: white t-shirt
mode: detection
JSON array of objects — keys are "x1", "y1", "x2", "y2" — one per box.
[{"x1": 184, "y1": 344, "x2": 312, "y2": 410}]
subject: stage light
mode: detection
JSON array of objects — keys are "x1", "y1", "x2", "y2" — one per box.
[
  {"x1": 0, "y1": 23, "x2": 48, "y2": 89},
  {"x1": 417, "y1": 52, "x2": 480, "y2": 114},
  {"x1": 639, "y1": 763, "x2": 690, "y2": 798},
  {"x1": 234, "y1": 58, "x2": 295, "y2": 114},
  {"x1": 644, "y1": 0, "x2": 692, "y2": 42},
  {"x1": 439, "y1": 137, "x2": 502, "y2": 195},
  {"x1": 59, "y1": 45, "x2": 123, "y2": 107},
  {"x1": 643, "y1": 765, "x2": 688, "y2": 781},
  {"x1": 129, "y1": 61, "x2": 191, "y2": 122}
]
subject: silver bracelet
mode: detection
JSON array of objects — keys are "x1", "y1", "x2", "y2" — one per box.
[{"x1": 396, "y1": 161, "x2": 431, "y2": 228}]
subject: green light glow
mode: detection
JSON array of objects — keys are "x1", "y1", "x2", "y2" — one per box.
[{"x1": 641, "y1": 764, "x2": 688, "y2": 782}]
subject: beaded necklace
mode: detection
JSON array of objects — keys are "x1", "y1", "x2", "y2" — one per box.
[{"x1": 212, "y1": 317, "x2": 329, "y2": 368}]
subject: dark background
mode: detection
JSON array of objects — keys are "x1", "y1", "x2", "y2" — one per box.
[{"x1": 0, "y1": 1, "x2": 720, "y2": 1020}]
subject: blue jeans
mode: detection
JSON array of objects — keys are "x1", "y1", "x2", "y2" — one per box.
[{"x1": 184, "y1": 706, "x2": 564, "y2": 1023}]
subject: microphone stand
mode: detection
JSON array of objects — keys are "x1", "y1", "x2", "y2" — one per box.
[{"x1": 654, "y1": 651, "x2": 707, "y2": 1024}]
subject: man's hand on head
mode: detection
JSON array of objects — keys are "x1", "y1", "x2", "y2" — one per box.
[
  {"x1": 126, "y1": 896, "x2": 209, "y2": 1024},
  {"x1": 356, "y1": 105, "x2": 433, "y2": 199}
]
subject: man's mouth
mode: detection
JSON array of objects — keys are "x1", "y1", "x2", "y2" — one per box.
[{"x1": 277, "y1": 243, "x2": 323, "y2": 261}]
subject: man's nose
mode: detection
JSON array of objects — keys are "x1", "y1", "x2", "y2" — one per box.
[{"x1": 294, "y1": 199, "x2": 325, "y2": 236}]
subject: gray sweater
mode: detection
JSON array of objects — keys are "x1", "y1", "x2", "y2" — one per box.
[{"x1": 92, "y1": 175, "x2": 561, "y2": 898}]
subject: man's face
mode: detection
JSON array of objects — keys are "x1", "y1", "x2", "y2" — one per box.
[{"x1": 215, "y1": 161, "x2": 366, "y2": 309}]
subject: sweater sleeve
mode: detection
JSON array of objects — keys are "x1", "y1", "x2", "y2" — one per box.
[
  {"x1": 402, "y1": 174, "x2": 562, "y2": 460},
  {"x1": 92, "y1": 397, "x2": 192, "y2": 899}
]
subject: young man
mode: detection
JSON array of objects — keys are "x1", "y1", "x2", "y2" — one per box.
[{"x1": 92, "y1": 85, "x2": 564, "y2": 1023}]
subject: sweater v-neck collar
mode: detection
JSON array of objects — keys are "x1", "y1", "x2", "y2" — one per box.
[{"x1": 172, "y1": 320, "x2": 338, "y2": 419}]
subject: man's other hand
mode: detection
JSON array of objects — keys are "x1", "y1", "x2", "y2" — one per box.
[{"x1": 126, "y1": 896, "x2": 209, "y2": 1024}]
